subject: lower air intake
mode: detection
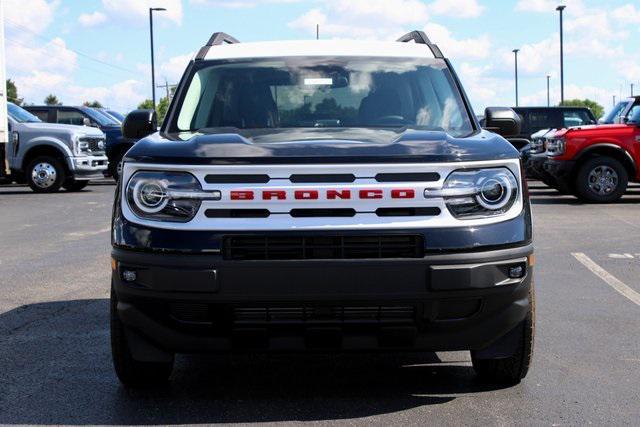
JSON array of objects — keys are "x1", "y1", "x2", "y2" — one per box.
[{"x1": 223, "y1": 235, "x2": 425, "y2": 260}]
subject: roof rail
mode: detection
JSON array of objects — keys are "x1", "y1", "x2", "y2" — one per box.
[
  {"x1": 397, "y1": 30, "x2": 443, "y2": 58},
  {"x1": 195, "y1": 32, "x2": 240, "y2": 60}
]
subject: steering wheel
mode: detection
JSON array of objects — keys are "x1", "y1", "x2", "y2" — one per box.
[{"x1": 373, "y1": 115, "x2": 410, "y2": 126}]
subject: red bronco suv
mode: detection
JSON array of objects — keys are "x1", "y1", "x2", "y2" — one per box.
[{"x1": 544, "y1": 102, "x2": 640, "y2": 202}]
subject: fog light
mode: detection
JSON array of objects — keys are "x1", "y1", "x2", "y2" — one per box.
[
  {"x1": 122, "y1": 269, "x2": 137, "y2": 282},
  {"x1": 508, "y1": 265, "x2": 525, "y2": 279}
]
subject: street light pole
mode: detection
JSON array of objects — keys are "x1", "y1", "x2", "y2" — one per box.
[
  {"x1": 513, "y1": 49, "x2": 519, "y2": 107},
  {"x1": 546, "y1": 75, "x2": 551, "y2": 107},
  {"x1": 632, "y1": 83, "x2": 635, "y2": 97},
  {"x1": 149, "y1": 7, "x2": 166, "y2": 112},
  {"x1": 556, "y1": 5, "x2": 566, "y2": 104}
]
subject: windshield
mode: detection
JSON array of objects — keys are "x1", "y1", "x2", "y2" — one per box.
[
  {"x1": 104, "y1": 109, "x2": 125, "y2": 122},
  {"x1": 173, "y1": 57, "x2": 474, "y2": 137},
  {"x1": 84, "y1": 108, "x2": 119, "y2": 126},
  {"x1": 601, "y1": 102, "x2": 628, "y2": 124},
  {"x1": 8, "y1": 103, "x2": 41, "y2": 123}
]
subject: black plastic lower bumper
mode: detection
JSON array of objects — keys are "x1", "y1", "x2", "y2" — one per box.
[
  {"x1": 544, "y1": 159, "x2": 575, "y2": 180},
  {"x1": 111, "y1": 244, "x2": 534, "y2": 358}
]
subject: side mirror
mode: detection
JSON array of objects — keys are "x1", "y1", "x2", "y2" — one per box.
[
  {"x1": 483, "y1": 107, "x2": 522, "y2": 137},
  {"x1": 122, "y1": 109, "x2": 158, "y2": 139},
  {"x1": 82, "y1": 117, "x2": 92, "y2": 127}
]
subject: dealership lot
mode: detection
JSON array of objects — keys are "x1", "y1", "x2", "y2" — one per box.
[{"x1": 0, "y1": 182, "x2": 639, "y2": 425}]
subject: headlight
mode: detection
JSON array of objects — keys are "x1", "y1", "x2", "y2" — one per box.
[
  {"x1": 530, "y1": 138, "x2": 543, "y2": 153},
  {"x1": 125, "y1": 171, "x2": 220, "y2": 222},
  {"x1": 74, "y1": 136, "x2": 90, "y2": 155},
  {"x1": 425, "y1": 168, "x2": 519, "y2": 219},
  {"x1": 546, "y1": 138, "x2": 565, "y2": 156}
]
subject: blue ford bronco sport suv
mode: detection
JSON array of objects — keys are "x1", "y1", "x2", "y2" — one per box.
[{"x1": 111, "y1": 31, "x2": 535, "y2": 387}]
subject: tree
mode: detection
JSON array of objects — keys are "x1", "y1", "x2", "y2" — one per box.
[
  {"x1": 156, "y1": 96, "x2": 170, "y2": 124},
  {"x1": 44, "y1": 94, "x2": 62, "y2": 106},
  {"x1": 83, "y1": 100, "x2": 103, "y2": 108},
  {"x1": 560, "y1": 99, "x2": 604, "y2": 119},
  {"x1": 137, "y1": 99, "x2": 154, "y2": 109},
  {"x1": 6, "y1": 79, "x2": 23, "y2": 105},
  {"x1": 137, "y1": 97, "x2": 170, "y2": 124}
]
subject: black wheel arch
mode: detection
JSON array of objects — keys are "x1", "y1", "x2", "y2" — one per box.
[
  {"x1": 22, "y1": 145, "x2": 70, "y2": 175},
  {"x1": 573, "y1": 143, "x2": 636, "y2": 179}
]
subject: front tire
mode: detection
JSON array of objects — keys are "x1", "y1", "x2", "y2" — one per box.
[
  {"x1": 110, "y1": 287, "x2": 174, "y2": 387},
  {"x1": 471, "y1": 286, "x2": 535, "y2": 384},
  {"x1": 575, "y1": 157, "x2": 628, "y2": 203},
  {"x1": 26, "y1": 156, "x2": 65, "y2": 193},
  {"x1": 108, "y1": 151, "x2": 124, "y2": 181},
  {"x1": 63, "y1": 179, "x2": 89, "y2": 192}
]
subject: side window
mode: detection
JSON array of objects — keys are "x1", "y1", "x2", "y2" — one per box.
[
  {"x1": 57, "y1": 110, "x2": 86, "y2": 126},
  {"x1": 30, "y1": 110, "x2": 49, "y2": 122},
  {"x1": 527, "y1": 111, "x2": 555, "y2": 132},
  {"x1": 516, "y1": 112, "x2": 527, "y2": 133},
  {"x1": 627, "y1": 105, "x2": 640, "y2": 120},
  {"x1": 563, "y1": 110, "x2": 592, "y2": 127}
]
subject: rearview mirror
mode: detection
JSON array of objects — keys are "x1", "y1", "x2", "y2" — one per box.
[
  {"x1": 122, "y1": 109, "x2": 158, "y2": 139},
  {"x1": 483, "y1": 107, "x2": 522, "y2": 137}
]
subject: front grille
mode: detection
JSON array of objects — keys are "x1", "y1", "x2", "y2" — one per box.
[
  {"x1": 223, "y1": 235, "x2": 424, "y2": 260},
  {"x1": 79, "y1": 136, "x2": 105, "y2": 154}
]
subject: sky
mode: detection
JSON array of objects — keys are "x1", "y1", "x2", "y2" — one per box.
[{"x1": 4, "y1": 0, "x2": 640, "y2": 116}]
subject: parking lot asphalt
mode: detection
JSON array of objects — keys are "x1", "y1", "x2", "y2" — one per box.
[{"x1": 1, "y1": 181, "x2": 639, "y2": 425}]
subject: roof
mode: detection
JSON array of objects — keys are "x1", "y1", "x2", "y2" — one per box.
[{"x1": 202, "y1": 39, "x2": 437, "y2": 61}]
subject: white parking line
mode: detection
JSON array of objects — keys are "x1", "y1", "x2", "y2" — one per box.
[{"x1": 572, "y1": 252, "x2": 640, "y2": 307}]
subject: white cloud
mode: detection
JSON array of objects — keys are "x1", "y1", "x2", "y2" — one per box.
[
  {"x1": 515, "y1": 0, "x2": 584, "y2": 13},
  {"x1": 100, "y1": 0, "x2": 183, "y2": 26},
  {"x1": 425, "y1": 23, "x2": 490, "y2": 60},
  {"x1": 520, "y1": 83, "x2": 614, "y2": 110},
  {"x1": 288, "y1": 0, "x2": 430, "y2": 40},
  {"x1": 7, "y1": 37, "x2": 77, "y2": 75},
  {"x1": 190, "y1": 0, "x2": 300, "y2": 7},
  {"x1": 15, "y1": 71, "x2": 148, "y2": 113},
  {"x1": 159, "y1": 53, "x2": 194, "y2": 82},
  {"x1": 611, "y1": 4, "x2": 640, "y2": 25},
  {"x1": 4, "y1": 0, "x2": 60, "y2": 36},
  {"x1": 457, "y1": 62, "x2": 501, "y2": 107},
  {"x1": 78, "y1": 11, "x2": 108, "y2": 27},
  {"x1": 287, "y1": 0, "x2": 489, "y2": 56},
  {"x1": 430, "y1": 0, "x2": 484, "y2": 18},
  {"x1": 617, "y1": 60, "x2": 640, "y2": 82}
]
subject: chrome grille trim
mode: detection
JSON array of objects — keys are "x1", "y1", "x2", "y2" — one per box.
[{"x1": 120, "y1": 159, "x2": 523, "y2": 230}]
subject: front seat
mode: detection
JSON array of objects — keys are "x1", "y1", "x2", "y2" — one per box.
[{"x1": 358, "y1": 84, "x2": 403, "y2": 125}]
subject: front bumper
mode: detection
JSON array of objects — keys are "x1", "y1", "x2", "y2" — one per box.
[
  {"x1": 527, "y1": 153, "x2": 555, "y2": 183},
  {"x1": 112, "y1": 243, "x2": 534, "y2": 356},
  {"x1": 544, "y1": 158, "x2": 575, "y2": 180},
  {"x1": 68, "y1": 155, "x2": 108, "y2": 179}
]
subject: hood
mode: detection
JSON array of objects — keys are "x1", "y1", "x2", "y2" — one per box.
[
  {"x1": 21, "y1": 122, "x2": 105, "y2": 136},
  {"x1": 124, "y1": 127, "x2": 519, "y2": 165},
  {"x1": 530, "y1": 128, "x2": 556, "y2": 138},
  {"x1": 566, "y1": 124, "x2": 628, "y2": 133},
  {"x1": 102, "y1": 126, "x2": 122, "y2": 135},
  {"x1": 556, "y1": 124, "x2": 629, "y2": 136}
]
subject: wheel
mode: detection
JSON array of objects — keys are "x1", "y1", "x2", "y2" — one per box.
[
  {"x1": 62, "y1": 179, "x2": 89, "y2": 192},
  {"x1": 471, "y1": 286, "x2": 535, "y2": 384},
  {"x1": 108, "y1": 151, "x2": 124, "y2": 181},
  {"x1": 110, "y1": 287, "x2": 174, "y2": 387},
  {"x1": 575, "y1": 157, "x2": 628, "y2": 203},
  {"x1": 540, "y1": 176, "x2": 557, "y2": 189},
  {"x1": 26, "y1": 156, "x2": 65, "y2": 193}
]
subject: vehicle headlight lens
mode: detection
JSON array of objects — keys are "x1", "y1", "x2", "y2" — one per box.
[
  {"x1": 125, "y1": 171, "x2": 220, "y2": 222},
  {"x1": 425, "y1": 168, "x2": 519, "y2": 219},
  {"x1": 546, "y1": 138, "x2": 565, "y2": 156},
  {"x1": 74, "y1": 137, "x2": 90, "y2": 155}
]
